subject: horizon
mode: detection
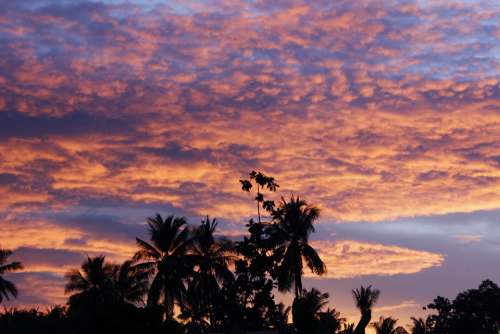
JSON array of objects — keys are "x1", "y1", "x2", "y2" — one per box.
[{"x1": 1, "y1": 0, "x2": 500, "y2": 333}]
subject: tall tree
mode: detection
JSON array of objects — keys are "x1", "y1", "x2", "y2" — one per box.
[
  {"x1": 240, "y1": 170, "x2": 279, "y2": 223},
  {"x1": 0, "y1": 248, "x2": 23, "y2": 303},
  {"x1": 192, "y1": 217, "x2": 234, "y2": 294},
  {"x1": 292, "y1": 288, "x2": 344, "y2": 334},
  {"x1": 112, "y1": 260, "x2": 149, "y2": 305},
  {"x1": 269, "y1": 196, "x2": 326, "y2": 298},
  {"x1": 64, "y1": 256, "x2": 116, "y2": 307},
  {"x1": 352, "y1": 285, "x2": 380, "y2": 334},
  {"x1": 292, "y1": 288, "x2": 330, "y2": 334},
  {"x1": 191, "y1": 217, "x2": 235, "y2": 323},
  {"x1": 179, "y1": 282, "x2": 211, "y2": 334},
  {"x1": 133, "y1": 214, "x2": 195, "y2": 319},
  {"x1": 210, "y1": 215, "x2": 279, "y2": 333}
]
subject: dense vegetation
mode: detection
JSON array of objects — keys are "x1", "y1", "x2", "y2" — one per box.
[{"x1": 0, "y1": 172, "x2": 499, "y2": 334}]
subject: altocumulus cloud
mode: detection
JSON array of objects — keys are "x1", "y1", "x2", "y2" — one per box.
[
  {"x1": 309, "y1": 240, "x2": 444, "y2": 279},
  {"x1": 0, "y1": 0, "x2": 498, "y2": 309}
]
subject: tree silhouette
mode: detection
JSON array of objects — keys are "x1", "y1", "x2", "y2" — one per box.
[
  {"x1": 133, "y1": 214, "x2": 196, "y2": 319},
  {"x1": 0, "y1": 248, "x2": 23, "y2": 303},
  {"x1": 352, "y1": 285, "x2": 380, "y2": 334},
  {"x1": 0, "y1": 306, "x2": 70, "y2": 334},
  {"x1": 372, "y1": 316, "x2": 400, "y2": 334},
  {"x1": 64, "y1": 256, "x2": 124, "y2": 333},
  {"x1": 292, "y1": 288, "x2": 328, "y2": 330},
  {"x1": 269, "y1": 196, "x2": 326, "y2": 298},
  {"x1": 191, "y1": 217, "x2": 235, "y2": 324},
  {"x1": 318, "y1": 308, "x2": 345, "y2": 334},
  {"x1": 65, "y1": 256, "x2": 148, "y2": 308},
  {"x1": 240, "y1": 170, "x2": 279, "y2": 223},
  {"x1": 425, "y1": 279, "x2": 500, "y2": 334},
  {"x1": 112, "y1": 260, "x2": 149, "y2": 305},
  {"x1": 292, "y1": 288, "x2": 338, "y2": 334},
  {"x1": 212, "y1": 217, "x2": 279, "y2": 332},
  {"x1": 410, "y1": 317, "x2": 430, "y2": 334},
  {"x1": 64, "y1": 256, "x2": 115, "y2": 307},
  {"x1": 179, "y1": 282, "x2": 210, "y2": 334}
]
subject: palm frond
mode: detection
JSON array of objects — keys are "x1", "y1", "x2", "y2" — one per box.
[
  {"x1": 134, "y1": 238, "x2": 161, "y2": 260},
  {"x1": 0, "y1": 277, "x2": 18, "y2": 302},
  {"x1": 0, "y1": 261, "x2": 23, "y2": 274},
  {"x1": 302, "y1": 243, "x2": 326, "y2": 275}
]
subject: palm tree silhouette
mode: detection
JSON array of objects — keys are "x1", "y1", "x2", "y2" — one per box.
[
  {"x1": 66, "y1": 256, "x2": 148, "y2": 306},
  {"x1": 191, "y1": 217, "x2": 234, "y2": 323},
  {"x1": 192, "y1": 217, "x2": 234, "y2": 292},
  {"x1": 133, "y1": 214, "x2": 195, "y2": 319},
  {"x1": 318, "y1": 308, "x2": 345, "y2": 334},
  {"x1": 410, "y1": 317, "x2": 429, "y2": 334},
  {"x1": 64, "y1": 256, "x2": 115, "y2": 306},
  {"x1": 372, "y1": 316, "x2": 400, "y2": 334},
  {"x1": 270, "y1": 196, "x2": 326, "y2": 298},
  {"x1": 179, "y1": 282, "x2": 211, "y2": 334},
  {"x1": 292, "y1": 287, "x2": 329, "y2": 333},
  {"x1": 0, "y1": 248, "x2": 23, "y2": 303},
  {"x1": 352, "y1": 285, "x2": 380, "y2": 334},
  {"x1": 112, "y1": 260, "x2": 149, "y2": 304}
]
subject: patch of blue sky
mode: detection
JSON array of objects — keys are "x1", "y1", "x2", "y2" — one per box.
[{"x1": 331, "y1": 209, "x2": 500, "y2": 239}]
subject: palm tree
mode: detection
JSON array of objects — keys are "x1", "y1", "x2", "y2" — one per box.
[
  {"x1": 192, "y1": 217, "x2": 235, "y2": 323},
  {"x1": 352, "y1": 285, "x2": 380, "y2": 334},
  {"x1": 292, "y1": 288, "x2": 329, "y2": 333},
  {"x1": 66, "y1": 256, "x2": 148, "y2": 307},
  {"x1": 112, "y1": 260, "x2": 149, "y2": 304},
  {"x1": 410, "y1": 317, "x2": 429, "y2": 334},
  {"x1": 0, "y1": 248, "x2": 23, "y2": 303},
  {"x1": 64, "y1": 256, "x2": 116, "y2": 307},
  {"x1": 372, "y1": 316, "x2": 398, "y2": 334},
  {"x1": 318, "y1": 308, "x2": 345, "y2": 334},
  {"x1": 133, "y1": 214, "x2": 196, "y2": 319},
  {"x1": 270, "y1": 196, "x2": 326, "y2": 298},
  {"x1": 192, "y1": 217, "x2": 234, "y2": 293},
  {"x1": 179, "y1": 282, "x2": 210, "y2": 334}
]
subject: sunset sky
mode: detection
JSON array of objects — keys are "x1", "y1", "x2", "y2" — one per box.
[{"x1": 1, "y1": 0, "x2": 500, "y2": 330}]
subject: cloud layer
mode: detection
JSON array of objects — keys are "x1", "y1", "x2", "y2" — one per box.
[
  {"x1": 311, "y1": 240, "x2": 444, "y2": 279},
  {"x1": 1, "y1": 0, "x2": 499, "y2": 222},
  {"x1": 0, "y1": 0, "x2": 499, "y2": 318}
]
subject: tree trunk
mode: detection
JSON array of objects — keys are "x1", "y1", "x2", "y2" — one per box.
[{"x1": 354, "y1": 310, "x2": 371, "y2": 334}]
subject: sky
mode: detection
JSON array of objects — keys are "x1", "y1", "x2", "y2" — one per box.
[{"x1": 0, "y1": 0, "x2": 500, "y2": 330}]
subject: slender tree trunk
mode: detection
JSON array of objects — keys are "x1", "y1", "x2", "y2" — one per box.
[
  {"x1": 257, "y1": 185, "x2": 261, "y2": 223},
  {"x1": 354, "y1": 311, "x2": 371, "y2": 334},
  {"x1": 295, "y1": 268, "x2": 302, "y2": 298},
  {"x1": 164, "y1": 288, "x2": 174, "y2": 321}
]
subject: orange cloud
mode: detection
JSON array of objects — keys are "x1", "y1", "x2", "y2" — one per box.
[{"x1": 309, "y1": 240, "x2": 444, "y2": 278}]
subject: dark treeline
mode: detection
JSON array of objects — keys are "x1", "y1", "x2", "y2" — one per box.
[{"x1": 0, "y1": 172, "x2": 499, "y2": 334}]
